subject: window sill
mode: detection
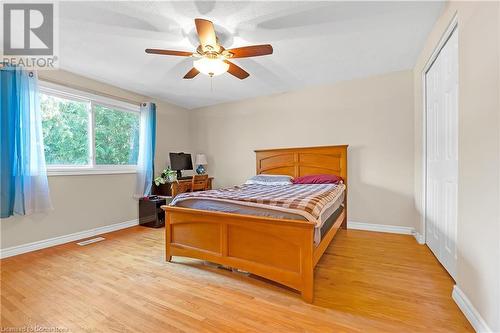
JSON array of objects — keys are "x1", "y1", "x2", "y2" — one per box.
[{"x1": 47, "y1": 168, "x2": 137, "y2": 176}]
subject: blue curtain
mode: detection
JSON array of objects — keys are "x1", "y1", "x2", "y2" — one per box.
[
  {"x1": 135, "y1": 102, "x2": 156, "y2": 197},
  {"x1": 1, "y1": 65, "x2": 52, "y2": 218}
]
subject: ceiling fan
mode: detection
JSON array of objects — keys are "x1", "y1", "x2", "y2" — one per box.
[{"x1": 145, "y1": 18, "x2": 273, "y2": 80}]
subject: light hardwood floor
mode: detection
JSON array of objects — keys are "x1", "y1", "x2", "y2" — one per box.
[{"x1": 1, "y1": 227, "x2": 473, "y2": 333}]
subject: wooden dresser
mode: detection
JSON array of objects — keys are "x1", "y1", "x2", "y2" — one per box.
[{"x1": 153, "y1": 177, "x2": 213, "y2": 197}]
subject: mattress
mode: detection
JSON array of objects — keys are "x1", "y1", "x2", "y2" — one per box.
[{"x1": 174, "y1": 189, "x2": 345, "y2": 245}]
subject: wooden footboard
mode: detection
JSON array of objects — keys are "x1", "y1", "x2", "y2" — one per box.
[
  {"x1": 162, "y1": 205, "x2": 345, "y2": 302},
  {"x1": 163, "y1": 206, "x2": 316, "y2": 301}
]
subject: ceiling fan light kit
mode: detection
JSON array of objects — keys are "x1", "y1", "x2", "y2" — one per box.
[
  {"x1": 194, "y1": 57, "x2": 229, "y2": 77},
  {"x1": 145, "y1": 18, "x2": 273, "y2": 80}
]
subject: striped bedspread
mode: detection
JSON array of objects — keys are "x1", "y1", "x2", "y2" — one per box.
[{"x1": 170, "y1": 183, "x2": 346, "y2": 224}]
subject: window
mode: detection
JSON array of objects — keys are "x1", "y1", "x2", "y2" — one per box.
[
  {"x1": 39, "y1": 82, "x2": 140, "y2": 175},
  {"x1": 41, "y1": 94, "x2": 90, "y2": 165},
  {"x1": 94, "y1": 105, "x2": 139, "y2": 165}
]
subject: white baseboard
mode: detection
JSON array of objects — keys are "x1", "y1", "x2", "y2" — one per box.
[
  {"x1": 348, "y1": 220, "x2": 426, "y2": 246},
  {"x1": 0, "y1": 219, "x2": 139, "y2": 259},
  {"x1": 348, "y1": 220, "x2": 415, "y2": 235},
  {"x1": 452, "y1": 285, "x2": 492, "y2": 333},
  {"x1": 413, "y1": 231, "x2": 425, "y2": 244}
]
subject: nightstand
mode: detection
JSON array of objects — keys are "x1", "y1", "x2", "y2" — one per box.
[{"x1": 139, "y1": 196, "x2": 172, "y2": 228}]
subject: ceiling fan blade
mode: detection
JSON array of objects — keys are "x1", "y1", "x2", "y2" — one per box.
[
  {"x1": 226, "y1": 44, "x2": 273, "y2": 58},
  {"x1": 183, "y1": 68, "x2": 200, "y2": 79},
  {"x1": 145, "y1": 48, "x2": 192, "y2": 57},
  {"x1": 224, "y1": 60, "x2": 249, "y2": 80},
  {"x1": 195, "y1": 18, "x2": 218, "y2": 51}
]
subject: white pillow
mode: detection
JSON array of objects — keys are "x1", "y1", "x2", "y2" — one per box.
[{"x1": 245, "y1": 174, "x2": 293, "y2": 185}]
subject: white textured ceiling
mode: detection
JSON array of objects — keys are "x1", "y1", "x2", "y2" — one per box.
[{"x1": 59, "y1": 1, "x2": 444, "y2": 109}]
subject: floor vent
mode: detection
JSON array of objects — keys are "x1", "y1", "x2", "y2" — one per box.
[{"x1": 77, "y1": 237, "x2": 105, "y2": 246}]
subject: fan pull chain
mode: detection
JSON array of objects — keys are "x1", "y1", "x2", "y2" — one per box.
[{"x1": 210, "y1": 77, "x2": 213, "y2": 92}]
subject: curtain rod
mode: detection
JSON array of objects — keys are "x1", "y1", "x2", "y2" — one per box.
[
  {"x1": 1, "y1": 62, "x2": 35, "y2": 77},
  {"x1": 39, "y1": 77, "x2": 143, "y2": 106}
]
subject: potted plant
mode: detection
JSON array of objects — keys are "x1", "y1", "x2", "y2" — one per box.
[
  {"x1": 153, "y1": 167, "x2": 177, "y2": 195},
  {"x1": 154, "y1": 167, "x2": 177, "y2": 185}
]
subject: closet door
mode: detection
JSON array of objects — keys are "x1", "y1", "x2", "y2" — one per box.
[{"x1": 425, "y1": 28, "x2": 458, "y2": 279}]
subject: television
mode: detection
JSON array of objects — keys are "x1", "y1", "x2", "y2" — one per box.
[{"x1": 169, "y1": 152, "x2": 193, "y2": 179}]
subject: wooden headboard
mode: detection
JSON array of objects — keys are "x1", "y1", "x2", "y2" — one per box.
[{"x1": 255, "y1": 145, "x2": 348, "y2": 185}]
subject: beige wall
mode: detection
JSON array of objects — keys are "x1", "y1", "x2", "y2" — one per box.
[
  {"x1": 0, "y1": 70, "x2": 191, "y2": 249},
  {"x1": 190, "y1": 70, "x2": 416, "y2": 229},
  {"x1": 413, "y1": 1, "x2": 500, "y2": 330}
]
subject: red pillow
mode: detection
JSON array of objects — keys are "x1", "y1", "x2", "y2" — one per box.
[{"x1": 292, "y1": 174, "x2": 343, "y2": 185}]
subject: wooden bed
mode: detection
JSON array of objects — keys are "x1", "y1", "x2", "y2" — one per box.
[{"x1": 162, "y1": 145, "x2": 348, "y2": 302}]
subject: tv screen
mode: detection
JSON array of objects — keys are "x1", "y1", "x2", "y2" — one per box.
[{"x1": 169, "y1": 152, "x2": 193, "y2": 171}]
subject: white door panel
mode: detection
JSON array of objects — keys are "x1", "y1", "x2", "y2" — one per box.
[{"x1": 425, "y1": 28, "x2": 458, "y2": 279}]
